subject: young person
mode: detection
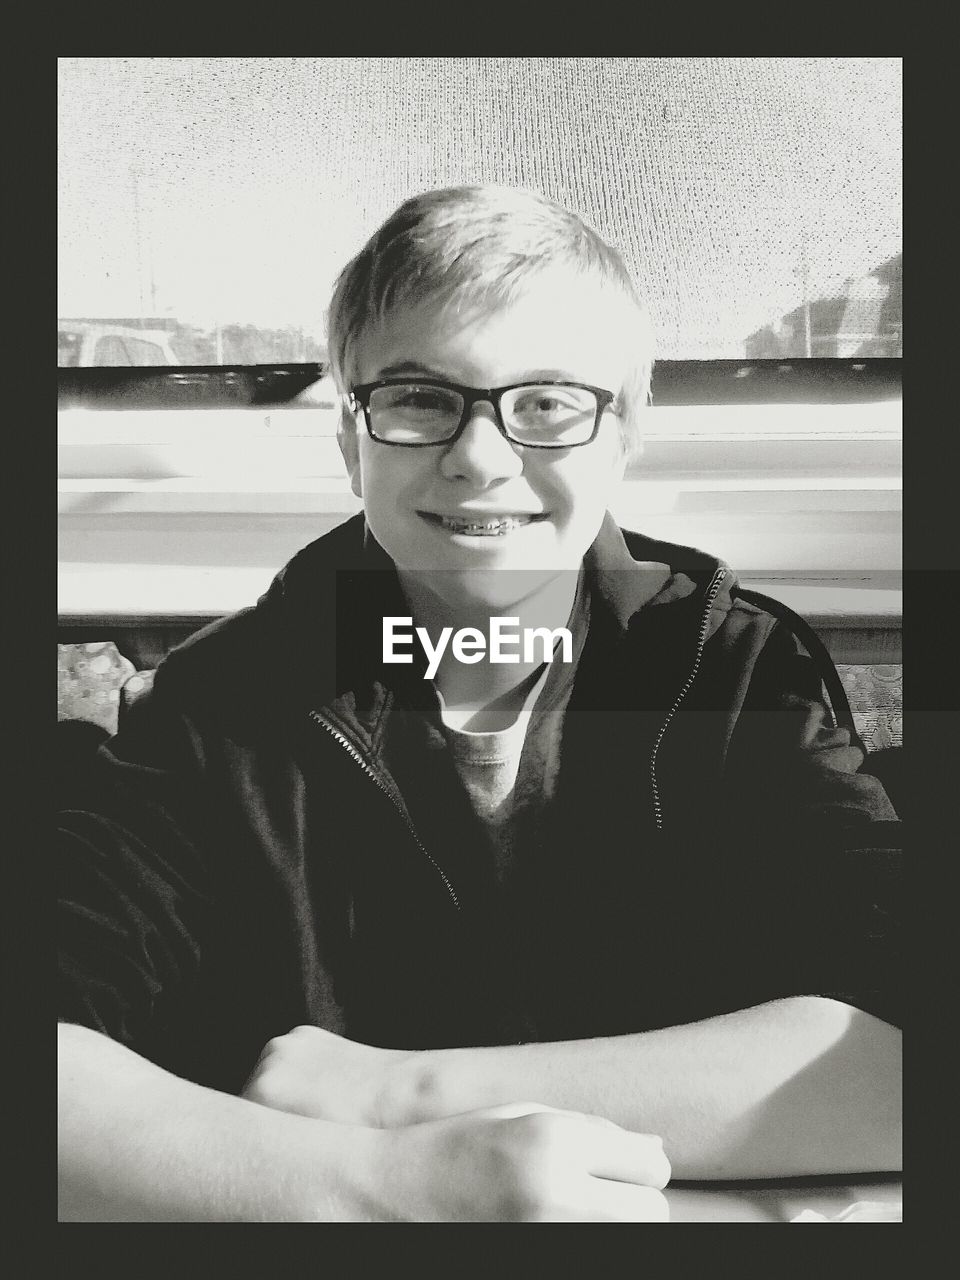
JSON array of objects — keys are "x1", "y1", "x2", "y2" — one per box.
[{"x1": 58, "y1": 186, "x2": 901, "y2": 1222}]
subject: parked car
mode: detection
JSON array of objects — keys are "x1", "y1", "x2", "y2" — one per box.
[{"x1": 58, "y1": 322, "x2": 180, "y2": 368}]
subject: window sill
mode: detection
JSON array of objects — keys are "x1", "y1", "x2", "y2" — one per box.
[
  {"x1": 57, "y1": 562, "x2": 901, "y2": 665},
  {"x1": 58, "y1": 398, "x2": 901, "y2": 657}
]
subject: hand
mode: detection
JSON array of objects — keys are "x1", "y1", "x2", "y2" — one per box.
[
  {"x1": 369, "y1": 1103, "x2": 671, "y2": 1222},
  {"x1": 242, "y1": 1025, "x2": 412, "y2": 1127}
]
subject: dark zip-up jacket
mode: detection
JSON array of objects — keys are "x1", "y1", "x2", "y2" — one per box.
[{"x1": 58, "y1": 514, "x2": 901, "y2": 1094}]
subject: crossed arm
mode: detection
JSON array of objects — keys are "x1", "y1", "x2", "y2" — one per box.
[
  {"x1": 58, "y1": 1021, "x2": 672, "y2": 1222},
  {"x1": 59, "y1": 994, "x2": 900, "y2": 1220},
  {"x1": 242, "y1": 995, "x2": 902, "y2": 1180}
]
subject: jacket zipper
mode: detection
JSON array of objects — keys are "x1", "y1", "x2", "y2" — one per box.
[
  {"x1": 308, "y1": 709, "x2": 461, "y2": 910},
  {"x1": 648, "y1": 567, "x2": 728, "y2": 831}
]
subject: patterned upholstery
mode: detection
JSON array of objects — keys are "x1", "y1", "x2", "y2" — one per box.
[
  {"x1": 120, "y1": 667, "x2": 156, "y2": 721},
  {"x1": 836, "y1": 663, "x2": 902, "y2": 751},
  {"x1": 57, "y1": 642, "x2": 136, "y2": 734}
]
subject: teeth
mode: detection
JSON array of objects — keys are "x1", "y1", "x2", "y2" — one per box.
[{"x1": 438, "y1": 515, "x2": 529, "y2": 535}]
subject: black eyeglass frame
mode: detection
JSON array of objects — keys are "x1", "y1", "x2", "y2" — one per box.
[{"x1": 348, "y1": 378, "x2": 618, "y2": 449}]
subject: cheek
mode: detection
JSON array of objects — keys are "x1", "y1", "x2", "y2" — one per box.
[
  {"x1": 358, "y1": 455, "x2": 430, "y2": 546},
  {"x1": 548, "y1": 455, "x2": 623, "y2": 524},
  {"x1": 358, "y1": 447, "x2": 409, "y2": 506}
]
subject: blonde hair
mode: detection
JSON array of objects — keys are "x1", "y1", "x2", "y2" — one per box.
[{"x1": 326, "y1": 185, "x2": 654, "y2": 446}]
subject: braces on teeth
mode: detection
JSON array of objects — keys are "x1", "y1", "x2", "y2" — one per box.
[{"x1": 439, "y1": 515, "x2": 528, "y2": 534}]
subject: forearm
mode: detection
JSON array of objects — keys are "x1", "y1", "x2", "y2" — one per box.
[
  {"x1": 388, "y1": 997, "x2": 901, "y2": 1180},
  {"x1": 58, "y1": 1023, "x2": 383, "y2": 1221}
]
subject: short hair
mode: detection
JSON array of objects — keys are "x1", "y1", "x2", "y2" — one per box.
[{"x1": 326, "y1": 185, "x2": 654, "y2": 446}]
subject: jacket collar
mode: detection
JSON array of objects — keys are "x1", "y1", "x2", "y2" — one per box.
[{"x1": 583, "y1": 511, "x2": 734, "y2": 635}]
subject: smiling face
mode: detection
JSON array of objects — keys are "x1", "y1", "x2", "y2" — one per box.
[{"x1": 338, "y1": 268, "x2": 635, "y2": 611}]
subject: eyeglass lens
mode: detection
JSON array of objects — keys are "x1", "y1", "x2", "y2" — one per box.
[{"x1": 367, "y1": 383, "x2": 599, "y2": 445}]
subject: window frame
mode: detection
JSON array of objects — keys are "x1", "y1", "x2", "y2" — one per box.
[{"x1": 58, "y1": 356, "x2": 902, "y2": 661}]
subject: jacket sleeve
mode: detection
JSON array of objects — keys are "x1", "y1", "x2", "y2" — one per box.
[
  {"x1": 58, "y1": 659, "x2": 215, "y2": 1050},
  {"x1": 721, "y1": 618, "x2": 901, "y2": 1027}
]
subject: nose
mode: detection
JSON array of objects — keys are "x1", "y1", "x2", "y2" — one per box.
[{"x1": 438, "y1": 401, "x2": 524, "y2": 484}]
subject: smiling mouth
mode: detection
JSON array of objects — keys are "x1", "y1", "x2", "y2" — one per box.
[{"x1": 419, "y1": 511, "x2": 546, "y2": 537}]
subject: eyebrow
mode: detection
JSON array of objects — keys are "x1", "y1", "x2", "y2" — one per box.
[
  {"x1": 376, "y1": 361, "x2": 448, "y2": 379},
  {"x1": 374, "y1": 362, "x2": 588, "y2": 384}
]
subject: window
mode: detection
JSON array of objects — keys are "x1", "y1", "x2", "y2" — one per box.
[
  {"x1": 100, "y1": 335, "x2": 170, "y2": 366},
  {"x1": 58, "y1": 57, "x2": 901, "y2": 366},
  {"x1": 94, "y1": 336, "x2": 126, "y2": 365},
  {"x1": 59, "y1": 331, "x2": 82, "y2": 367},
  {"x1": 58, "y1": 58, "x2": 901, "y2": 636}
]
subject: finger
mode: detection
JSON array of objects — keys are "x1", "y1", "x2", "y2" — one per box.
[
  {"x1": 575, "y1": 1116, "x2": 672, "y2": 1189},
  {"x1": 468, "y1": 1101, "x2": 627, "y2": 1123},
  {"x1": 452, "y1": 1104, "x2": 671, "y2": 1187},
  {"x1": 464, "y1": 1101, "x2": 565, "y2": 1121},
  {"x1": 240, "y1": 1062, "x2": 265, "y2": 1097},
  {"x1": 576, "y1": 1180, "x2": 670, "y2": 1223}
]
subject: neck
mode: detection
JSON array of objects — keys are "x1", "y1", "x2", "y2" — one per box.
[{"x1": 397, "y1": 568, "x2": 580, "y2": 723}]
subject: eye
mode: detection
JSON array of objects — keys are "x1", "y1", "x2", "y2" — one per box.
[
  {"x1": 511, "y1": 386, "x2": 593, "y2": 420},
  {"x1": 397, "y1": 388, "x2": 443, "y2": 410},
  {"x1": 381, "y1": 384, "x2": 460, "y2": 416}
]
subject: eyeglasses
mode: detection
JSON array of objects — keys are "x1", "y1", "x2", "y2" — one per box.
[{"x1": 349, "y1": 378, "x2": 617, "y2": 448}]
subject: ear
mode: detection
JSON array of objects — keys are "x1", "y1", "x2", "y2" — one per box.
[{"x1": 337, "y1": 403, "x2": 363, "y2": 499}]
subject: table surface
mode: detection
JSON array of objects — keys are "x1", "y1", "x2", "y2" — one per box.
[{"x1": 664, "y1": 1174, "x2": 901, "y2": 1223}]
